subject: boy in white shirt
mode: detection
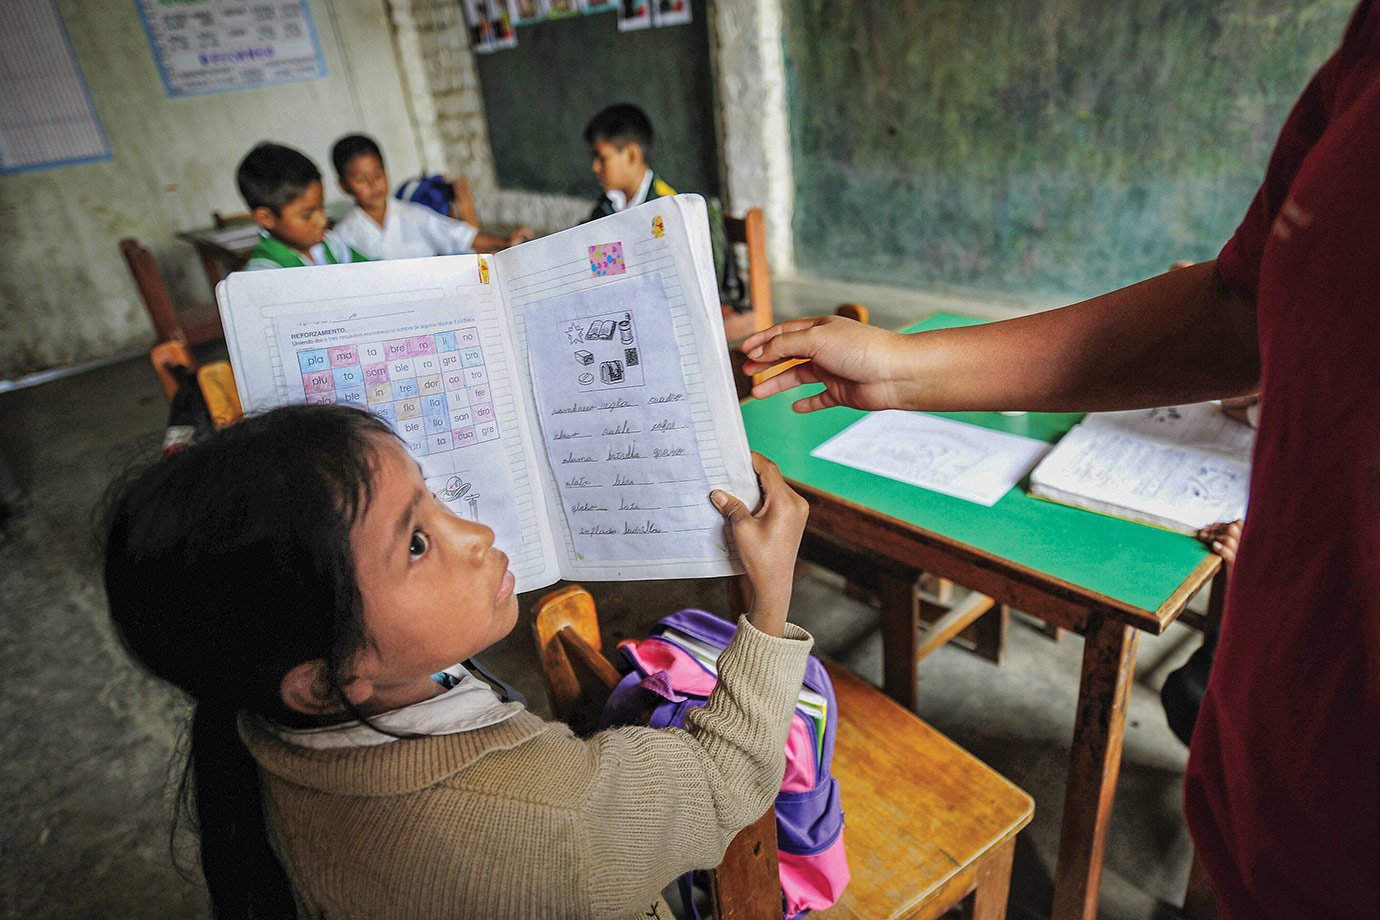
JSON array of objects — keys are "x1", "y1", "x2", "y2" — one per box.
[{"x1": 330, "y1": 135, "x2": 531, "y2": 261}]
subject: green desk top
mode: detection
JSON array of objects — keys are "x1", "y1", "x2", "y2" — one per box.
[{"x1": 740, "y1": 312, "x2": 1212, "y2": 614}]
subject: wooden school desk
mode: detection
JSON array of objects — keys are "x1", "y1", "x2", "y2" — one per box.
[{"x1": 739, "y1": 312, "x2": 1225, "y2": 920}]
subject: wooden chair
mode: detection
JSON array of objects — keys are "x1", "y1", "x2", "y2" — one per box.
[
  {"x1": 149, "y1": 341, "x2": 243, "y2": 428},
  {"x1": 450, "y1": 177, "x2": 481, "y2": 228},
  {"x1": 119, "y1": 238, "x2": 224, "y2": 347},
  {"x1": 533, "y1": 584, "x2": 1034, "y2": 920},
  {"x1": 722, "y1": 209, "x2": 774, "y2": 399}
]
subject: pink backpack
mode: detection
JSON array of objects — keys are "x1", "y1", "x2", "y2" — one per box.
[{"x1": 600, "y1": 609, "x2": 849, "y2": 918}]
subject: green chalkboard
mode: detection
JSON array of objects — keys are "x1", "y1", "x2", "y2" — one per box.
[
  {"x1": 473, "y1": 10, "x2": 721, "y2": 202},
  {"x1": 783, "y1": 0, "x2": 1354, "y2": 301}
]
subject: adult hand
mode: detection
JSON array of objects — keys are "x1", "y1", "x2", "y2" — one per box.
[
  {"x1": 740, "y1": 316, "x2": 922, "y2": 413},
  {"x1": 1197, "y1": 520, "x2": 1242, "y2": 569},
  {"x1": 710, "y1": 453, "x2": 808, "y2": 637}
]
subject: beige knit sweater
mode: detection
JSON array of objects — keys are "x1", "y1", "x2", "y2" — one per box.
[{"x1": 240, "y1": 618, "x2": 813, "y2": 920}]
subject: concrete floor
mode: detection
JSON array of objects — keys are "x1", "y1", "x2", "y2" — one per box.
[{"x1": 0, "y1": 275, "x2": 1204, "y2": 919}]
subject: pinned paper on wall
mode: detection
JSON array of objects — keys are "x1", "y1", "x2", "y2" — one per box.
[
  {"x1": 588, "y1": 242, "x2": 627, "y2": 277},
  {"x1": 0, "y1": 0, "x2": 111, "y2": 173},
  {"x1": 488, "y1": 0, "x2": 518, "y2": 49},
  {"x1": 512, "y1": 0, "x2": 545, "y2": 24},
  {"x1": 581, "y1": 0, "x2": 621, "y2": 12},
  {"x1": 134, "y1": 0, "x2": 327, "y2": 97},
  {"x1": 463, "y1": 0, "x2": 494, "y2": 52},
  {"x1": 651, "y1": 0, "x2": 692, "y2": 27},
  {"x1": 546, "y1": 0, "x2": 581, "y2": 18},
  {"x1": 617, "y1": 0, "x2": 652, "y2": 31}
]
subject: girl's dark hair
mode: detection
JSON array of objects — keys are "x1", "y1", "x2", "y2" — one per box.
[
  {"x1": 104, "y1": 404, "x2": 394, "y2": 919},
  {"x1": 330, "y1": 133, "x2": 384, "y2": 180}
]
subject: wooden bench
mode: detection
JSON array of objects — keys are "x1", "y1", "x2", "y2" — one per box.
[{"x1": 533, "y1": 584, "x2": 1034, "y2": 919}]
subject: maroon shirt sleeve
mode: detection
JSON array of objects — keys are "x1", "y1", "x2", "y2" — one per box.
[{"x1": 1215, "y1": 0, "x2": 1375, "y2": 301}]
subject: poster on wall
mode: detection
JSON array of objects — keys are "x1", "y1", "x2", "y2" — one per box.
[
  {"x1": 546, "y1": 0, "x2": 581, "y2": 18},
  {"x1": 135, "y1": 0, "x2": 326, "y2": 97},
  {"x1": 488, "y1": 0, "x2": 517, "y2": 49},
  {"x1": 0, "y1": 0, "x2": 111, "y2": 173},
  {"x1": 581, "y1": 1, "x2": 620, "y2": 12},
  {"x1": 463, "y1": 0, "x2": 494, "y2": 52},
  {"x1": 511, "y1": 0, "x2": 545, "y2": 26},
  {"x1": 617, "y1": 0, "x2": 652, "y2": 31},
  {"x1": 651, "y1": 0, "x2": 691, "y2": 27}
]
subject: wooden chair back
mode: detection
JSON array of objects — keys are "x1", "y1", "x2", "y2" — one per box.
[
  {"x1": 120, "y1": 237, "x2": 224, "y2": 347},
  {"x1": 532, "y1": 584, "x2": 1034, "y2": 920},
  {"x1": 721, "y1": 208, "x2": 773, "y2": 343},
  {"x1": 120, "y1": 238, "x2": 187, "y2": 345},
  {"x1": 450, "y1": 177, "x2": 480, "y2": 228}
]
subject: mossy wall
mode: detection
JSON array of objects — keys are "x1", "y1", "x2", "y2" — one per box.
[{"x1": 783, "y1": 0, "x2": 1354, "y2": 300}]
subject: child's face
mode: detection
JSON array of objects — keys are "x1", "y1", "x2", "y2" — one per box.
[
  {"x1": 591, "y1": 139, "x2": 644, "y2": 195},
  {"x1": 339, "y1": 153, "x2": 390, "y2": 214},
  {"x1": 254, "y1": 180, "x2": 328, "y2": 253},
  {"x1": 348, "y1": 437, "x2": 519, "y2": 690}
]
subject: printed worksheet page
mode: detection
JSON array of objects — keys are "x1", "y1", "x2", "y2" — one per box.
[
  {"x1": 811, "y1": 410, "x2": 1051, "y2": 507},
  {"x1": 496, "y1": 195, "x2": 758, "y2": 581},
  {"x1": 217, "y1": 256, "x2": 562, "y2": 591}
]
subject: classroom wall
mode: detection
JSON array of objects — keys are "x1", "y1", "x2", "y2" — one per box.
[
  {"x1": 783, "y1": 0, "x2": 1355, "y2": 302},
  {"x1": 0, "y1": 0, "x2": 424, "y2": 381}
]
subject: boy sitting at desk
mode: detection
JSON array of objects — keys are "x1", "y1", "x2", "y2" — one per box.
[
  {"x1": 584, "y1": 104, "x2": 730, "y2": 293},
  {"x1": 330, "y1": 134, "x2": 532, "y2": 259},
  {"x1": 236, "y1": 143, "x2": 370, "y2": 271}
]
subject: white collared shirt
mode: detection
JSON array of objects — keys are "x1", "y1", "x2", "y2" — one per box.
[
  {"x1": 333, "y1": 199, "x2": 479, "y2": 261},
  {"x1": 266, "y1": 663, "x2": 523, "y2": 750},
  {"x1": 604, "y1": 169, "x2": 654, "y2": 214}
]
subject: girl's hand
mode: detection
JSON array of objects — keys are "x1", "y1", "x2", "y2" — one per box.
[
  {"x1": 710, "y1": 453, "x2": 809, "y2": 637},
  {"x1": 1197, "y1": 520, "x2": 1242, "y2": 569},
  {"x1": 507, "y1": 226, "x2": 535, "y2": 247},
  {"x1": 740, "y1": 316, "x2": 922, "y2": 413}
]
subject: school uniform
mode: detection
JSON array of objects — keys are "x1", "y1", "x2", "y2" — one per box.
[
  {"x1": 1185, "y1": 2, "x2": 1380, "y2": 916},
  {"x1": 589, "y1": 170, "x2": 730, "y2": 294},
  {"x1": 333, "y1": 199, "x2": 480, "y2": 261},
  {"x1": 243, "y1": 230, "x2": 369, "y2": 271},
  {"x1": 241, "y1": 618, "x2": 813, "y2": 920},
  {"x1": 588, "y1": 168, "x2": 677, "y2": 221}
]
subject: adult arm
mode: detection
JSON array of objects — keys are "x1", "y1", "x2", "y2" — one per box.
[{"x1": 742, "y1": 259, "x2": 1259, "y2": 414}]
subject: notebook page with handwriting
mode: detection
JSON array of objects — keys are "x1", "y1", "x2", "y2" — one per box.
[
  {"x1": 216, "y1": 256, "x2": 562, "y2": 592},
  {"x1": 496, "y1": 195, "x2": 758, "y2": 581}
]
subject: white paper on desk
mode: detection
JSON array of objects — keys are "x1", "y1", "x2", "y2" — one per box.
[{"x1": 810, "y1": 411, "x2": 1051, "y2": 506}]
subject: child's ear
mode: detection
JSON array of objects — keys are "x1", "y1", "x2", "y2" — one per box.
[
  {"x1": 251, "y1": 206, "x2": 278, "y2": 232},
  {"x1": 280, "y1": 659, "x2": 370, "y2": 715},
  {"x1": 338, "y1": 178, "x2": 353, "y2": 199}
]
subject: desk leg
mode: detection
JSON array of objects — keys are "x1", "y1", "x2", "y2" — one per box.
[
  {"x1": 876, "y1": 569, "x2": 919, "y2": 711},
  {"x1": 1050, "y1": 612, "x2": 1138, "y2": 920}
]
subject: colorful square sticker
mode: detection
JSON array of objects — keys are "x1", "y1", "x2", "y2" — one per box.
[{"x1": 589, "y1": 241, "x2": 627, "y2": 277}]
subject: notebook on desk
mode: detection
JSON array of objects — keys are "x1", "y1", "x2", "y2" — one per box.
[{"x1": 1028, "y1": 403, "x2": 1254, "y2": 534}]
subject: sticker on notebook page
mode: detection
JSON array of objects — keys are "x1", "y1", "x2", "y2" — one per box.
[
  {"x1": 478, "y1": 256, "x2": 490, "y2": 284},
  {"x1": 651, "y1": 214, "x2": 665, "y2": 238},
  {"x1": 588, "y1": 242, "x2": 627, "y2": 277}
]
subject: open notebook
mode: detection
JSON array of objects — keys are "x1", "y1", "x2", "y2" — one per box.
[
  {"x1": 216, "y1": 195, "x2": 758, "y2": 592},
  {"x1": 1028, "y1": 403, "x2": 1254, "y2": 534}
]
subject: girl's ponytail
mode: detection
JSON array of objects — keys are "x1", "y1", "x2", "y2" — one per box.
[
  {"x1": 190, "y1": 701, "x2": 295, "y2": 919},
  {"x1": 105, "y1": 405, "x2": 390, "y2": 919}
]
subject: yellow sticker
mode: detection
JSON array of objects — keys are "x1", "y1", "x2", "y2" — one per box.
[
  {"x1": 478, "y1": 257, "x2": 490, "y2": 284},
  {"x1": 651, "y1": 215, "x2": 665, "y2": 238}
]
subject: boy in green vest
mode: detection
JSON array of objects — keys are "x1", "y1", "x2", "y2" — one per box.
[{"x1": 236, "y1": 143, "x2": 369, "y2": 271}]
